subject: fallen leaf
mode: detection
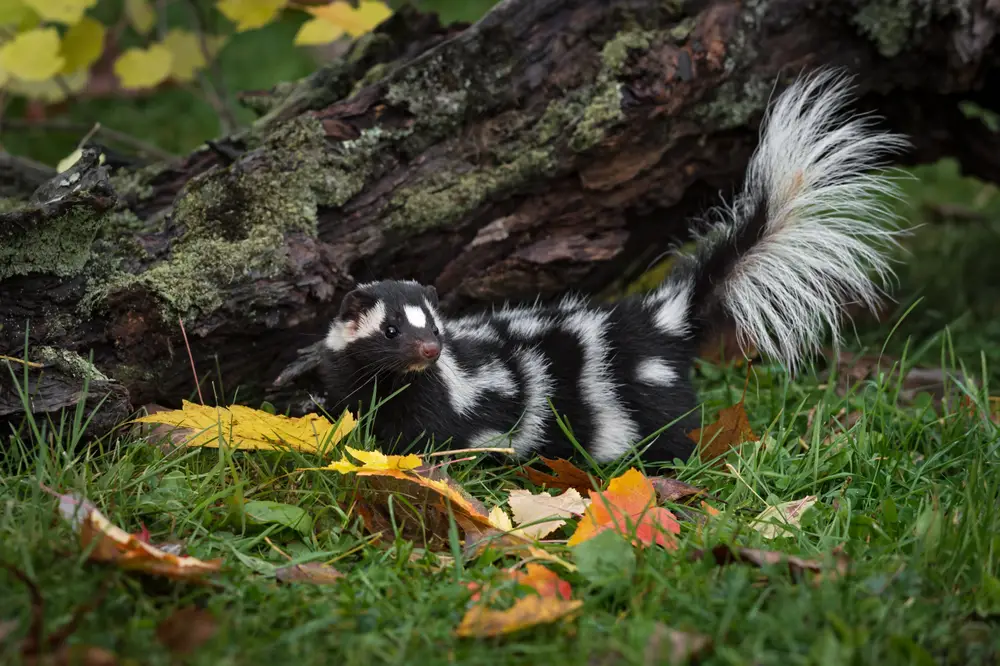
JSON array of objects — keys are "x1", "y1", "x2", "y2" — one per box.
[
  {"x1": 133, "y1": 400, "x2": 356, "y2": 455},
  {"x1": 457, "y1": 564, "x2": 581, "y2": 637},
  {"x1": 316, "y1": 458, "x2": 495, "y2": 551},
  {"x1": 648, "y1": 476, "x2": 706, "y2": 504},
  {"x1": 518, "y1": 457, "x2": 597, "y2": 493},
  {"x1": 114, "y1": 44, "x2": 173, "y2": 89},
  {"x1": 568, "y1": 468, "x2": 680, "y2": 549},
  {"x1": 0, "y1": 619, "x2": 18, "y2": 642},
  {"x1": 505, "y1": 487, "x2": 590, "y2": 539},
  {"x1": 691, "y1": 544, "x2": 848, "y2": 582},
  {"x1": 275, "y1": 562, "x2": 344, "y2": 585},
  {"x1": 0, "y1": 28, "x2": 65, "y2": 81},
  {"x1": 305, "y1": 1, "x2": 391, "y2": 38},
  {"x1": 155, "y1": 607, "x2": 217, "y2": 656},
  {"x1": 687, "y1": 398, "x2": 758, "y2": 465},
  {"x1": 56, "y1": 148, "x2": 83, "y2": 174},
  {"x1": 751, "y1": 495, "x2": 817, "y2": 539},
  {"x1": 46, "y1": 488, "x2": 222, "y2": 581},
  {"x1": 456, "y1": 595, "x2": 583, "y2": 638},
  {"x1": 642, "y1": 623, "x2": 713, "y2": 666}
]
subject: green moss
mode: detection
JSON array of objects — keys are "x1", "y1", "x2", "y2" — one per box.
[
  {"x1": 695, "y1": 77, "x2": 772, "y2": 129},
  {"x1": 600, "y1": 29, "x2": 655, "y2": 74},
  {"x1": 109, "y1": 162, "x2": 168, "y2": 203},
  {"x1": 851, "y1": 0, "x2": 973, "y2": 58},
  {"x1": 349, "y1": 62, "x2": 391, "y2": 97},
  {"x1": 569, "y1": 83, "x2": 625, "y2": 153},
  {"x1": 33, "y1": 347, "x2": 110, "y2": 382},
  {"x1": 387, "y1": 148, "x2": 556, "y2": 232},
  {"x1": 0, "y1": 204, "x2": 103, "y2": 280}
]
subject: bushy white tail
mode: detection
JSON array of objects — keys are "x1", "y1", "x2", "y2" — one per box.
[{"x1": 659, "y1": 69, "x2": 910, "y2": 373}]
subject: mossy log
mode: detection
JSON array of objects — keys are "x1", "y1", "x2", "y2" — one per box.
[{"x1": 3, "y1": 0, "x2": 1000, "y2": 438}]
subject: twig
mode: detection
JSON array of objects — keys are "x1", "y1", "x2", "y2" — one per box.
[
  {"x1": 0, "y1": 355, "x2": 42, "y2": 368},
  {"x1": 2, "y1": 118, "x2": 177, "y2": 162},
  {"x1": 178, "y1": 316, "x2": 205, "y2": 405},
  {"x1": 424, "y1": 447, "x2": 516, "y2": 458}
]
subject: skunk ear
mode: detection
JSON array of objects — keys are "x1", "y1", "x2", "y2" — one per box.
[
  {"x1": 338, "y1": 289, "x2": 376, "y2": 319},
  {"x1": 423, "y1": 285, "x2": 439, "y2": 307}
]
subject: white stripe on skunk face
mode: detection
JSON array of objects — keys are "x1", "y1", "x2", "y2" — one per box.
[{"x1": 325, "y1": 280, "x2": 445, "y2": 374}]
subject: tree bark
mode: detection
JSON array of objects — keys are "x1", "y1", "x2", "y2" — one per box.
[{"x1": 3, "y1": 0, "x2": 1000, "y2": 437}]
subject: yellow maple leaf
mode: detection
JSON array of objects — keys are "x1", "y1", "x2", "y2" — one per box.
[
  {"x1": 60, "y1": 15, "x2": 105, "y2": 74},
  {"x1": 217, "y1": 0, "x2": 287, "y2": 32},
  {"x1": 159, "y1": 29, "x2": 207, "y2": 82},
  {"x1": 305, "y1": 1, "x2": 391, "y2": 38},
  {"x1": 132, "y1": 400, "x2": 357, "y2": 454},
  {"x1": 0, "y1": 28, "x2": 65, "y2": 81},
  {"x1": 0, "y1": 0, "x2": 36, "y2": 28},
  {"x1": 294, "y1": 17, "x2": 345, "y2": 45},
  {"x1": 124, "y1": 0, "x2": 156, "y2": 35},
  {"x1": 320, "y1": 446, "x2": 422, "y2": 473},
  {"x1": 23, "y1": 0, "x2": 96, "y2": 25},
  {"x1": 114, "y1": 44, "x2": 173, "y2": 89}
]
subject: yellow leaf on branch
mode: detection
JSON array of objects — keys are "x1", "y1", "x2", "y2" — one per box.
[
  {"x1": 132, "y1": 399, "x2": 357, "y2": 454},
  {"x1": 114, "y1": 44, "x2": 173, "y2": 89},
  {"x1": 0, "y1": 1, "x2": 36, "y2": 28},
  {"x1": 60, "y1": 15, "x2": 106, "y2": 74},
  {"x1": 160, "y1": 29, "x2": 207, "y2": 82},
  {"x1": 217, "y1": 0, "x2": 287, "y2": 32},
  {"x1": 294, "y1": 17, "x2": 345, "y2": 45},
  {"x1": 24, "y1": 0, "x2": 96, "y2": 24},
  {"x1": 3, "y1": 68, "x2": 87, "y2": 102},
  {"x1": 0, "y1": 28, "x2": 65, "y2": 81},
  {"x1": 305, "y1": 1, "x2": 391, "y2": 38},
  {"x1": 124, "y1": 0, "x2": 156, "y2": 35}
]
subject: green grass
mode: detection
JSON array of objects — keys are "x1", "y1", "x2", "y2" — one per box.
[{"x1": 3, "y1": 312, "x2": 1000, "y2": 665}]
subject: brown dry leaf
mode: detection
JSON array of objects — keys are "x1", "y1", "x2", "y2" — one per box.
[
  {"x1": 642, "y1": 622, "x2": 713, "y2": 666},
  {"x1": 691, "y1": 544, "x2": 848, "y2": 582},
  {"x1": 517, "y1": 457, "x2": 598, "y2": 493},
  {"x1": 506, "y1": 487, "x2": 590, "y2": 539},
  {"x1": 648, "y1": 476, "x2": 706, "y2": 504},
  {"x1": 155, "y1": 607, "x2": 217, "y2": 656},
  {"x1": 752, "y1": 495, "x2": 817, "y2": 539},
  {"x1": 0, "y1": 619, "x2": 18, "y2": 642},
  {"x1": 332, "y1": 461, "x2": 497, "y2": 552},
  {"x1": 457, "y1": 564, "x2": 582, "y2": 637},
  {"x1": 46, "y1": 488, "x2": 222, "y2": 581},
  {"x1": 275, "y1": 562, "x2": 344, "y2": 585},
  {"x1": 687, "y1": 398, "x2": 759, "y2": 465}
]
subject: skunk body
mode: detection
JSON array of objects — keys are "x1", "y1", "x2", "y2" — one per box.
[{"x1": 320, "y1": 70, "x2": 908, "y2": 464}]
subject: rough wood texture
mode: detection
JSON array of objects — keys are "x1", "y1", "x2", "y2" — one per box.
[{"x1": 2, "y1": 0, "x2": 1000, "y2": 436}]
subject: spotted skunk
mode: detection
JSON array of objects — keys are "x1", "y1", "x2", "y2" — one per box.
[{"x1": 320, "y1": 70, "x2": 908, "y2": 464}]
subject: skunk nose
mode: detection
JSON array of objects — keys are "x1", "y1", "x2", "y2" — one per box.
[{"x1": 419, "y1": 342, "x2": 440, "y2": 360}]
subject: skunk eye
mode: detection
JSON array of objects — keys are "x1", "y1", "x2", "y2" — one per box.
[
  {"x1": 432, "y1": 327, "x2": 439, "y2": 337},
  {"x1": 385, "y1": 325, "x2": 399, "y2": 339}
]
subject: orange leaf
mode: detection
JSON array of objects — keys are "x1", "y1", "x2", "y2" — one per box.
[
  {"x1": 567, "y1": 468, "x2": 680, "y2": 549},
  {"x1": 518, "y1": 456, "x2": 597, "y2": 493},
  {"x1": 456, "y1": 595, "x2": 583, "y2": 637},
  {"x1": 457, "y1": 564, "x2": 580, "y2": 637},
  {"x1": 48, "y1": 489, "x2": 221, "y2": 581}
]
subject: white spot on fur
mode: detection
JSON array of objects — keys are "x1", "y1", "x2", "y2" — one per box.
[
  {"x1": 636, "y1": 358, "x2": 678, "y2": 386},
  {"x1": 404, "y1": 305, "x2": 427, "y2": 328},
  {"x1": 505, "y1": 314, "x2": 551, "y2": 338},
  {"x1": 648, "y1": 281, "x2": 692, "y2": 336},
  {"x1": 469, "y1": 429, "x2": 510, "y2": 449},
  {"x1": 434, "y1": 352, "x2": 516, "y2": 416},
  {"x1": 562, "y1": 310, "x2": 641, "y2": 462},
  {"x1": 324, "y1": 301, "x2": 386, "y2": 351},
  {"x1": 425, "y1": 298, "x2": 445, "y2": 332},
  {"x1": 509, "y1": 346, "x2": 555, "y2": 457}
]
